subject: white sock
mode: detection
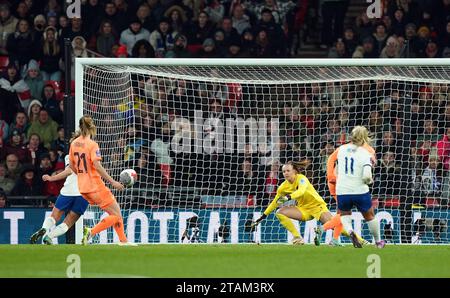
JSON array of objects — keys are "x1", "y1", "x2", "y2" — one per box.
[
  {"x1": 42, "y1": 217, "x2": 56, "y2": 231},
  {"x1": 340, "y1": 215, "x2": 353, "y2": 234},
  {"x1": 367, "y1": 218, "x2": 381, "y2": 242},
  {"x1": 47, "y1": 223, "x2": 69, "y2": 239}
]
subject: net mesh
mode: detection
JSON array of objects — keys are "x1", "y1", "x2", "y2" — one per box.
[{"x1": 80, "y1": 63, "x2": 450, "y2": 244}]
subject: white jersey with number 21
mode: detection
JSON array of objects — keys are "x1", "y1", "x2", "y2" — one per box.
[{"x1": 336, "y1": 143, "x2": 372, "y2": 195}]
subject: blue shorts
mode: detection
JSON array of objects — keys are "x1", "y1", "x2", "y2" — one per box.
[
  {"x1": 337, "y1": 192, "x2": 372, "y2": 213},
  {"x1": 54, "y1": 194, "x2": 89, "y2": 215}
]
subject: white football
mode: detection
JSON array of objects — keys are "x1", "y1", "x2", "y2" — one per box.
[{"x1": 120, "y1": 169, "x2": 137, "y2": 187}]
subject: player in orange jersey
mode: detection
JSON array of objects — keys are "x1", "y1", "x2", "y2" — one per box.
[
  {"x1": 69, "y1": 115, "x2": 135, "y2": 246},
  {"x1": 315, "y1": 140, "x2": 375, "y2": 246}
]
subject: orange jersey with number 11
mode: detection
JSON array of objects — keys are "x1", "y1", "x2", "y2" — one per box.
[{"x1": 69, "y1": 136, "x2": 105, "y2": 194}]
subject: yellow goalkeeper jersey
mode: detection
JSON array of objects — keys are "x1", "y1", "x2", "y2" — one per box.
[{"x1": 263, "y1": 174, "x2": 326, "y2": 216}]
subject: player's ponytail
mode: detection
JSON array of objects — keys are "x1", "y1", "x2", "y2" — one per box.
[
  {"x1": 287, "y1": 160, "x2": 310, "y2": 173},
  {"x1": 79, "y1": 115, "x2": 97, "y2": 137},
  {"x1": 351, "y1": 125, "x2": 372, "y2": 146}
]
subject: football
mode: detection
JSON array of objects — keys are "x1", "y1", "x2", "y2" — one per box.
[{"x1": 120, "y1": 169, "x2": 137, "y2": 187}]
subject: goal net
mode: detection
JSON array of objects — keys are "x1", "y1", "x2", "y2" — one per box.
[{"x1": 75, "y1": 58, "x2": 450, "y2": 245}]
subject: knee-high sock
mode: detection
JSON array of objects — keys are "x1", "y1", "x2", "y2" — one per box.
[
  {"x1": 323, "y1": 214, "x2": 344, "y2": 240},
  {"x1": 367, "y1": 218, "x2": 381, "y2": 242},
  {"x1": 91, "y1": 215, "x2": 120, "y2": 236},
  {"x1": 340, "y1": 215, "x2": 353, "y2": 234},
  {"x1": 113, "y1": 217, "x2": 127, "y2": 242},
  {"x1": 323, "y1": 214, "x2": 341, "y2": 231},
  {"x1": 333, "y1": 224, "x2": 343, "y2": 240},
  {"x1": 47, "y1": 223, "x2": 69, "y2": 238},
  {"x1": 42, "y1": 217, "x2": 56, "y2": 231},
  {"x1": 276, "y1": 213, "x2": 300, "y2": 238}
]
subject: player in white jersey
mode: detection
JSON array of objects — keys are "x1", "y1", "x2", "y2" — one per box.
[
  {"x1": 336, "y1": 126, "x2": 386, "y2": 248},
  {"x1": 30, "y1": 155, "x2": 88, "y2": 244}
]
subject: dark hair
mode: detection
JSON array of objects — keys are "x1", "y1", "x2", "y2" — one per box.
[{"x1": 285, "y1": 160, "x2": 310, "y2": 173}]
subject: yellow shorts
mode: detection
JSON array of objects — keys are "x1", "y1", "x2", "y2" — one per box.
[{"x1": 296, "y1": 204, "x2": 329, "y2": 221}]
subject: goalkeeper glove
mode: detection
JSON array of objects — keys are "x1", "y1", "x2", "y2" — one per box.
[
  {"x1": 251, "y1": 214, "x2": 267, "y2": 229},
  {"x1": 277, "y1": 194, "x2": 291, "y2": 205}
]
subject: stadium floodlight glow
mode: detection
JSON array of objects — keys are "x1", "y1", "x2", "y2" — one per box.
[{"x1": 75, "y1": 58, "x2": 450, "y2": 245}]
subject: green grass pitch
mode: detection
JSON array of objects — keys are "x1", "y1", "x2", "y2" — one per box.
[{"x1": 0, "y1": 244, "x2": 449, "y2": 278}]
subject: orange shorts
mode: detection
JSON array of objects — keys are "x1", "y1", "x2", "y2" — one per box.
[{"x1": 82, "y1": 187, "x2": 116, "y2": 209}]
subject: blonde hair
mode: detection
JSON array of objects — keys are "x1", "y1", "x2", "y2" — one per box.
[
  {"x1": 70, "y1": 115, "x2": 96, "y2": 142},
  {"x1": 351, "y1": 125, "x2": 372, "y2": 146}
]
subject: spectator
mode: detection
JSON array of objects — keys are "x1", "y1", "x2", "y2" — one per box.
[
  {"x1": 57, "y1": 15, "x2": 69, "y2": 37},
  {"x1": 231, "y1": 4, "x2": 251, "y2": 35},
  {"x1": 354, "y1": 36, "x2": 377, "y2": 58},
  {"x1": 240, "y1": 29, "x2": 256, "y2": 57},
  {"x1": 23, "y1": 59, "x2": 44, "y2": 101},
  {"x1": 419, "y1": 154, "x2": 444, "y2": 198},
  {"x1": 254, "y1": 8, "x2": 287, "y2": 57},
  {"x1": 392, "y1": 8, "x2": 407, "y2": 36},
  {"x1": 373, "y1": 151, "x2": 403, "y2": 197},
  {"x1": 4, "y1": 128, "x2": 27, "y2": 163},
  {"x1": 59, "y1": 17, "x2": 88, "y2": 43},
  {"x1": 10, "y1": 163, "x2": 43, "y2": 196},
  {"x1": 120, "y1": 18, "x2": 151, "y2": 56},
  {"x1": 150, "y1": 17, "x2": 177, "y2": 58},
  {"x1": 343, "y1": 27, "x2": 358, "y2": 56},
  {"x1": 14, "y1": 1, "x2": 30, "y2": 21},
  {"x1": 197, "y1": 38, "x2": 219, "y2": 58},
  {"x1": 103, "y1": 1, "x2": 128, "y2": 33},
  {"x1": 254, "y1": 29, "x2": 273, "y2": 57},
  {"x1": 24, "y1": 133, "x2": 47, "y2": 166},
  {"x1": 0, "y1": 62, "x2": 30, "y2": 113},
  {"x1": 150, "y1": 121, "x2": 173, "y2": 186},
  {"x1": 0, "y1": 164, "x2": 15, "y2": 195},
  {"x1": 404, "y1": 22, "x2": 419, "y2": 57},
  {"x1": 9, "y1": 111, "x2": 29, "y2": 137},
  {"x1": 89, "y1": 20, "x2": 118, "y2": 58},
  {"x1": 217, "y1": 16, "x2": 240, "y2": 48},
  {"x1": 164, "y1": 5, "x2": 188, "y2": 33},
  {"x1": 39, "y1": 26, "x2": 62, "y2": 81},
  {"x1": 6, "y1": 18, "x2": 38, "y2": 69},
  {"x1": 204, "y1": 0, "x2": 224, "y2": 25},
  {"x1": 328, "y1": 38, "x2": 347, "y2": 58},
  {"x1": 165, "y1": 33, "x2": 191, "y2": 58},
  {"x1": 262, "y1": 160, "x2": 281, "y2": 204},
  {"x1": 0, "y1": 188, "x2": 7, "y2": 207},
  {"x1": 5, "y1": 153, "x2": 21, "y2": 181},
  {"x1": 0, "y1": 117, "x2": 9, "y2": 142},
  {"x1": 27, "y1": 99, "x2": 42, "y2": 124},
  {"x1": 372, "y1": 22, "x2": 388, "y2": 56},
  {"x1": 44, "y1": 0, "x2": 61, "y2": 19},
  {"x1": 0, "y1": 4, "x2": 19, "y2": 56},
  {"x1": 436, "y1": 126, "x2": 450, "y2": 171},
  {"x1": 380, "y1": 35, "x2": 401, "y2": 58},
  {"x1": 186, "y1": 11, "x2": 215, "y2": 46},
  {"x1": 131, "y1": 39, "x2": 155, "y2": 58},
  {"x1": 135, "y1": 2, "x2": 156, "y2": 33},
  {"x1": 50, "y1": 125, "x2": 65, "y2": 156},
  {"x1": 425, "y1": 40, "x2": 439, "y2": 58},
  {"x1": 27, "y1": 109, "x2": 58, "y2": 149},
  {"x1": 41, "y1": 83, "x2": 62, "y2": 124},
  {"x1": 33, "y1": 14, "x2": 46, "y2": 37},
  {"x1": 233, "y1": 159, "x2": 263, "y2": 198}
]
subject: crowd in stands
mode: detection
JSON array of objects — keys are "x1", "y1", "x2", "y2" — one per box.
[{"x1": 0, "y1": 0, "x2": 449, "y2": 208}]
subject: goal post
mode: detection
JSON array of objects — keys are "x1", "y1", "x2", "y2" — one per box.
[{"x1": 74, "y1": 58, "x2": 450, "y2": 245}]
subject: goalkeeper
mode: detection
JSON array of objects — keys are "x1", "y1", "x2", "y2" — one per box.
[{"x1": 252, "y1": 160, "x2": 334, "y2": 245}]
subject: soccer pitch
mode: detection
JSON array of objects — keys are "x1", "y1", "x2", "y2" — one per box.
[{"x1": 0, "y1": 244, "x2": 449, "y2": 278}]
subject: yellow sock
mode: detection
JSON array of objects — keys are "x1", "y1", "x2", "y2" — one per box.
[
  {"x1": 342, "y1": 228, "x2": 364, "y2": 243},
  {"x1": 276, "y1": 213, "x2": 300, "y2": 238},
  {"x1": 341, "y1": 228, "x2": 350, "y2": 238}
]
